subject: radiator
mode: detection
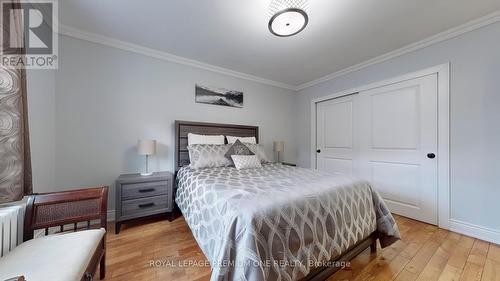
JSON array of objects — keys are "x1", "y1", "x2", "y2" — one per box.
[{"x1": 0, "y1": 202, "x2": 25, "y2": 257}]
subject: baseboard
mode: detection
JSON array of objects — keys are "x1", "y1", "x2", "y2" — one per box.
[
  {"x1": 106, "y1": 212, "x2": 499, "y2": 245},
  {"x1": 449, "y1": 219, "x2": 500, "y2": 245},
  {"x1": 47, "y1": 210, "x2": 500, "y2": 245},
  {"x1": 107, "y1": 210, "x2": 116, "y2": 222},
  {"x1": 38, "y1": 211, "x2": 500, "y2": 245}
]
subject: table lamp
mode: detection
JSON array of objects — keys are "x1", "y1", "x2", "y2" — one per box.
[
  {"x1": 138, "y1": 139, "x2": 156, "y2": 176},
  {"x1": 273, "y1": 141, "x2": 284, "y2": 163}
]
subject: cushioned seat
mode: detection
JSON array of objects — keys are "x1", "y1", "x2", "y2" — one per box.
[{"x1": 0, "y1": 228, "x2": 105, "y2": 281}]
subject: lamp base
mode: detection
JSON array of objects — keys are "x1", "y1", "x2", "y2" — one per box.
[{"x1": 140, "y1": 172, "x2": 153, "y2": 176}]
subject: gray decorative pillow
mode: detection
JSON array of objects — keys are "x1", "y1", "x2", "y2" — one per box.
[
  {"x1": 224, "y1": 139, "x2": 254, "y2": 160},
  {"x1": 188, "y1": 144, "x2": 233, "y2": 169},
  {"x1": 231, "y1": 155, "x2": 262, "y2": 170},
  {"x1": 245, "y1": 143, "x2": 272, "y2": 163}
]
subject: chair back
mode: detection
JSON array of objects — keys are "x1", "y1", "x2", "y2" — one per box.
[{"x1": 24, "y1": 186, "x2": 108, "y2": 241}]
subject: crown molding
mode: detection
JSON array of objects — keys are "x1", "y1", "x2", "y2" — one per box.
[
  {"x1": 296, "y1": 10, "x2": 500, "y2": 91},
  {"x1": 58, "y1": 24, "x2": 298, "y2": 91},
  {"x1": 59, "y1": 10, "x2": 500, "y2": 93}
]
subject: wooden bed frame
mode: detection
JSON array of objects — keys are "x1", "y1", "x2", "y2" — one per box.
[
  {"x1": 174, "y1": 120, "x2": 378, "y2": 281},
  {"x1": 174, "y1": 120, "x2": 259, "y2": 170}
]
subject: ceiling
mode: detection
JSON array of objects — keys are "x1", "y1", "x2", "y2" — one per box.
[{"x1": 59, "y1": 0, "x2": 500, "y2": 88}]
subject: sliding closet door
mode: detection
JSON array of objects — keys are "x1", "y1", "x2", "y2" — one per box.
[
  {"x1": 316, "y1": 94, "x2": 359, "y2": 176},
  {"x1": 315, "y1": 74, "x2": 438, "y2": 224},
  {"x1": 358, "y1": 74, "x2": 438, "y2": 224}
]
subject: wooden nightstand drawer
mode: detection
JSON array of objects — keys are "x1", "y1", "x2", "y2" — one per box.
[
  {"x1": 122, "y1": 181, "x2": 169, "y2": 200},
  {"x1": 121, "y1": 195, "x2": 169, "y2": 218},
  {"x1": 115, "y1": 171, "x2": 174, "y2": 234}
]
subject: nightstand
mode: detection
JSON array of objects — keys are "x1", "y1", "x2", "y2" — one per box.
[{"x1": 115, "y1": 171, "x2": 174, "y2": 234}]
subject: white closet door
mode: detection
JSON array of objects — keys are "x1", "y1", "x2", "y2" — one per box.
[
  {"x1": 316, "y1": 94, "x2": 359, "y2": 176},
  {"x1": 315, "y1": 74, "x2": 438, "y2": 224},
  {"x1": 358, "y1": 74, "x2": 438, "y2": 224}
]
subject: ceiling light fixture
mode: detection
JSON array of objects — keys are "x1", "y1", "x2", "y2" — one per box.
[{"x1": 268, "y1": 0, "x2": 309, "y2": 37}]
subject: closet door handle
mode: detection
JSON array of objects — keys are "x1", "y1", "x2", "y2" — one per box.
[
  {"x1": 427, "y1": 153, "x2": 436, "y2": 159},
  {"x1": 316, "y1": 149, "x2": 321, "y2": 153}
]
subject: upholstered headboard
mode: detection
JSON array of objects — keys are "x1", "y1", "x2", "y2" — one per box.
[{"x1": 174, "y1": 120, "x2": 259, "y2": 171}]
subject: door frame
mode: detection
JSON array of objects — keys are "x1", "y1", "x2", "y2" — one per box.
[{"x1": 310, "y1": 63, "x2": 450, "y2": 229}]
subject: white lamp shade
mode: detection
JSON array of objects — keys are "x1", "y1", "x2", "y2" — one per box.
[
  {"x1": 137, "y1": 139, "x2": 156, "y2": 155},
  {"x1": 274, "y1": 141, "x2": 285, "y2": 152}
]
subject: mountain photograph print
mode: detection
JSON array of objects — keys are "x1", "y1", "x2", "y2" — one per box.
[{"x1": 195, "y1": 84, "x2": 243, "y2": 108}]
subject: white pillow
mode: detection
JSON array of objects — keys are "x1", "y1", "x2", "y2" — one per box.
[
  {"x1": 188, "y1": 133, "x2": 225, "y2": 145},
  {"x1": 231, "y1": 155, "x2": 262, "y2": 170},
  {"x1": 226, "y1": 136, "x2": 257, "y2": 144}
]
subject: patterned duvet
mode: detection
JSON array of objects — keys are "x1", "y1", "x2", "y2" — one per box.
[{"x1": 176, "y1": 164, "x2": 400, "y2": 281}]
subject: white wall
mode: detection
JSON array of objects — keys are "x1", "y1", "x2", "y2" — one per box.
[
  {"x1": 29, "y1": 35, "x2": 295, "y2": 211},
  {"x1": 26, "y1": 22, "x2": 500, "y2": 241},
  {"x1": 295, "y1": 22, "x2": 500, "y2": 233},
  {"x1": 27, "y1": 69, "x2": 56, "y2": 193}
]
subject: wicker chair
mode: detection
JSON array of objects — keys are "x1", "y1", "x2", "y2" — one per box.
[{"x1": 0, "y1": 187, "x2": 108, "y2": 281}]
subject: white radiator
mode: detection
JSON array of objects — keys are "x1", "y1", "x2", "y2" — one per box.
[{"x1": 0, "y1": 202, "x2": 25, "y2": 257}]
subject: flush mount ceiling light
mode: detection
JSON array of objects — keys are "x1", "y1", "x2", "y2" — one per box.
[{"x1": 268, "y1": 0, "x2": 309, "y2": 37}]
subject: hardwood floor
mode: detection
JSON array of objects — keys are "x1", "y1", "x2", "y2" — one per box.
[{"x1": 101, "y1": 215, "x2": 500, "y2": 281}]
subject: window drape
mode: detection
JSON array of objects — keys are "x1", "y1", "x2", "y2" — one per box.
[{"x1": 0, "y1": 0, "x2": 33, "y2": 203}]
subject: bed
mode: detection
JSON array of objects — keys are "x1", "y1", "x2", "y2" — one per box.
[{"x1": 174, "y1": 121, "x2": 400, "y2": 281}]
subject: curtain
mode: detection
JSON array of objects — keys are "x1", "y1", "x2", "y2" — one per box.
[{"x1": 0, "y1": 0, "x2": 33, "y2": 203}]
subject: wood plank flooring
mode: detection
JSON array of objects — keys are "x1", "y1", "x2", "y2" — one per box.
[{"x1": 101, "y1": 215, "x2": 500, "y2": 281}]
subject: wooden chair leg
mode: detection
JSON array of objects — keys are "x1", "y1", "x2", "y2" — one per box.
[
  {"x1": 99, "y1": 252, "x2": 106, "y2": 279},
  {"x1": 370, "y1": 240, "x2": 377, "y2": 253}
]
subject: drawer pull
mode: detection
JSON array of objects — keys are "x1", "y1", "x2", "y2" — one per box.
[
  {"x1": 139, "y1": 188, "x2": 155, "y2": 193},
  {"x1": 138, "y1": 203, "x2": 155, "y2": 208}
]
